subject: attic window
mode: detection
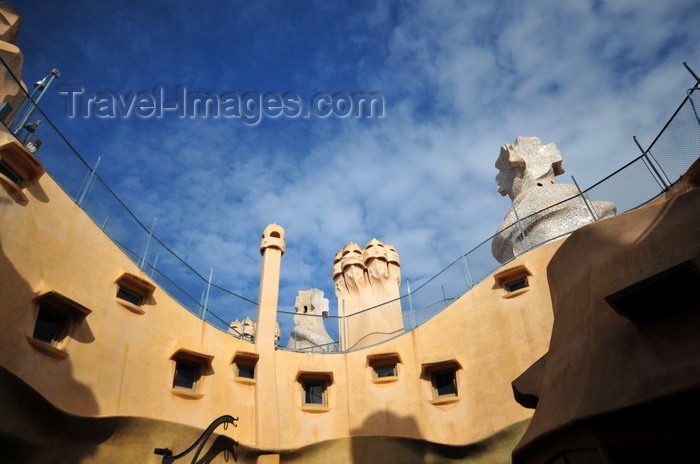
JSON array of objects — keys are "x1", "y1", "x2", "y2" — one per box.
[
  {"x1": 297, "y1": 370, "x2": 333, "y2": 411},
  {"x1": 421, "y1": 359, "x2": 462, "y2": 405},
  {"x1": 0, "y1": 137, "x2": 45, "y2": 204},
  {"x1": 374, "y1": 364, "x2": 397, "y2": 378},
  {"x1": 115, "y1": 272, "x2": 156, "y2": 314},
  {"x1": 0, "y1": 159, "x2": 23, "y2": 186},
  {"x1": 505, "y1": 277, "x2": 529, "y2": 293},
  {"x1": 117, "y1": 286, "x2": 142, "y2": 306},
  {"x1": 170, "y1": 349, "x2": 213, "y2": 399},
  {"x1": 494, "y1": 265, "x2": 532, "y2": 298},
  {"x1": 173, "y1": 359, "x2": 201, "y2": 390},
  {"x1": 27, "y1": 291, "x2": 91, "y2": 358},
  {"x1": 33, "y1": 307, "x2": 67, "y2": 346},
  {"x1": 433, "y1": 370, "x2": 458, "y2": 397},
  {"x1": 232, "y1": 351, "x2": 259, "y2": 384},
  {"x1": 367, "y1": 353, "x2": 402, "y2": 383},
  {"x1": 303, "y1": 379, "x2": 327, "y2": 406}
]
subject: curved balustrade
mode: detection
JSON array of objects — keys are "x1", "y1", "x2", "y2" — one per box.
[{"x1": 2, "y1": 56, "x2": 698, "y2": 352}]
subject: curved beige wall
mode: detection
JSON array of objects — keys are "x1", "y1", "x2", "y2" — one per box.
[{"x1": 0, "y1": 150, "x2": 557, "y2": 457}]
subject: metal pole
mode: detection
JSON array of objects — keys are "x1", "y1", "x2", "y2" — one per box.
[
  {"x1": 571, "y1": 175, "x2": 597, "y2": 221},
  {"x1": 510, "y1": 199, "x2": 530, "y2": 254},
  {"x1": 150, "y1": 252, "x2": 159, "y2": 280},
  {"x1": 633, "y1": 136, "x2": 669, "y2": 190},
  {"x1": 406, "y1": 278, "x2": 413, "y2": 312},
  {"x1": 341, "y1": 300, "x2": 347, "y2": 352},
  {"x1": 406, "y1": 278, "x2": 416, "y2": 330},
  {"x1": 463, "y1": 252, "x2": 475, "y2": 288},
  {"x1": 458, "y1": 246, "x2": 472, "y2": 288},
  {"x1": 13, "y1": 68, "x2": 60, "y2": 135},
  {"x1": 77, "y1": 156, "x2": 101, "y2": 207},
  {"x1": 201, "y1": 267, "x2": 214, "y2": 320},
  {"x1": 139, "y1": 218, "x2": 157, "y2": 270}
]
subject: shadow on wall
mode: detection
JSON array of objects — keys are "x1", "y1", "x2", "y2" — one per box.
[
  {"x1": 0, "y1": 366, "x2": 244, "y2": 463},
  {"x1": 350, "y1": 412, "x2": 425, "y2": 463},
  {"x1": 280, "y1": 412, "x2": 529, "y2": 463},
  {"x1": 0, "y1": 237, "x2": 104, "y2": 461},
  {"x1": 0, "y1": 365, "x2": 113, "y2": 462},
  {"x1": 350, "y1": 412, "x2": 530, "y2": 464}
]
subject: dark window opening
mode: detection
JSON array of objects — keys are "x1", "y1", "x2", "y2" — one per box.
[
  {"x1": 506, "y1": 277, "x2": 529, "y2": 293},
  {"x1": 374, "y1": 364, "x2": 397, "y2": 378},
  {"x1": 33, "y1": 308, "x2": 65, "y2": 345},
  {"x1": 173, "y1": 360, "x2": 200, "y2": 391},
  {"x1": 237, "y1": 364, "x2": 255, "y2": 379},
  {"x1": 0, "y1": 159, "x2": 23, "y2": 186},
  {"x1": 117, "y1": 286, "x2": 143, "y2": 306},
  {"x1": 303, "y1": 380, "x2": 326, "y2": 406},
  {"x1": 433, "y1": 370, "x2": 457, "y2": 397}
]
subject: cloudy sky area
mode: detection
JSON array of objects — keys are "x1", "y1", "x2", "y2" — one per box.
[{"x1": 13, "y1": 0, "x2": 700, "y2": 328}]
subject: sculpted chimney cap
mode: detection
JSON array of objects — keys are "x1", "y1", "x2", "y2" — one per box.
[
  {"x1": 385, "y1": 244, "x2": 400, "y2": 266},
  {"x1": 260, "y1": 223, "x2": 286, "y2": 255},
  {"x1": 0, "y1": 3, "x2": 21, "y2": 44},
  {"x1": 332, "y1": 251, "x2": 343, "y2": 280},
  {"x1": 340, "y1": 243, "x2": 363, "y2": 270},
  {"x1": 363, "y1": 238, "x2": 387, "y2": 264}
]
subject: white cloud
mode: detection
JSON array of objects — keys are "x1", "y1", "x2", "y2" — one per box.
[{"x1": 17, "y1": 0, "x2": 700, "y2": 328}]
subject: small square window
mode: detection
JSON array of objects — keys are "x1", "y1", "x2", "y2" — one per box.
[
  {"x1": 303, "y1": 380, "x2": 327, "y2": 406},
  {"x1": 505, "y1": 277, "x2": 529, "y2": 293},
  {"x1": 27, "y1": 292, "x2": 90, "y2": 358},
  {"x1": 114, "y1": 273, "x2": 155, "y2": 314},
  {"x1": 116, "y1": 286, "x2": 143, "y2": 306},
  {"x1": 0, "y1": 159, "x2": 23, "y2": 186},
  {"x1": 169, "y1": 349, "x2": 212, "y2": 398},
  {"x1": 297, "y1": 371, "x2": 333, "y2": 410},
  {"x1": 432, "y1": 370, "x2": 457, "y2": 397},
  {"x1": 173, "y1": 359, "x2": 201, "y2": 391},
  {"x1": 367, "y1": 353, "x2": 402, "y2": 383},
  {"x1": 0, "y1": 139, "x2": 46, "y2": 205},
  {"x1": 237, "y1": 364, "x2": 255, "y2": 379},
  {"x1": 494, "y1": 265, "x2": 532, "y2": 297},
  {"x1": 33, "y1": 307, "x2": 66, "y2": 346},
  {"x1": 232, "y1": 351, "x2": 258, "y2": 383},
  {"x1": 374, "y1": 364, "x2": 397, "y2": 379},
  {"x1": 421, "y1": 359, "x2": 462, "y2": 404}
]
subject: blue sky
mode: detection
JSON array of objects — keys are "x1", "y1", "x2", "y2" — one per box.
[{"x1": 12, "y1": 0, "x2": 700, "y2": 328}]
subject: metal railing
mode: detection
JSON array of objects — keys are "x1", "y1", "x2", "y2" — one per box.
[
  {"x1": 0, "y1": 57, "x2": 258, "y2": 336},
  {"x1": 2, "y1": 56, "x2": 698, "y2": 351},
  {"x1": 278, "y1": 66, "x2": 700, "y2": 352}
]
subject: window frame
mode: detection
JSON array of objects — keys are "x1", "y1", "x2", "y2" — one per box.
[
  {"x1": 367, "y1": 352, "x2": 402, "y2": 384},
  {"x1": 0, "y1": 158, "x2": 23, "y2": 186},
  {"x1": 173, "y1": 358, "x2": 201, "y2": 391},
  {"x1": 0, "y1": 137, "x2": 46, "y2": 205},
  {"x1": 421, "y1": 359, "x2": 462, "y2": 405},
  {"x1": 170, "y1": 349, "x2": 213, "y2": 399},
  {"x1": 431, "y1": 369, "x2": 458, "y2": 398},
  {"x1": 302, "y1": 379, "x2": 327, "y2": 406},
  {"x1": 33, "y1": 306, "x2": 67, "y2": 345},
  {"x1": 26, "y1": 291, "x2": 91, "y2": 358},
  {"x1": 494, "y1": 265, "x2": 532, "y2": 298},
  {"x1": 232, "y1": 351, "x2": 259, "y2": 384},
  {"x1": 114, "y1": 272, "x2": 156, "y2": 314},
  {"x1": 297, "y1": 370, "x2": 333, "y2": 411}
]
